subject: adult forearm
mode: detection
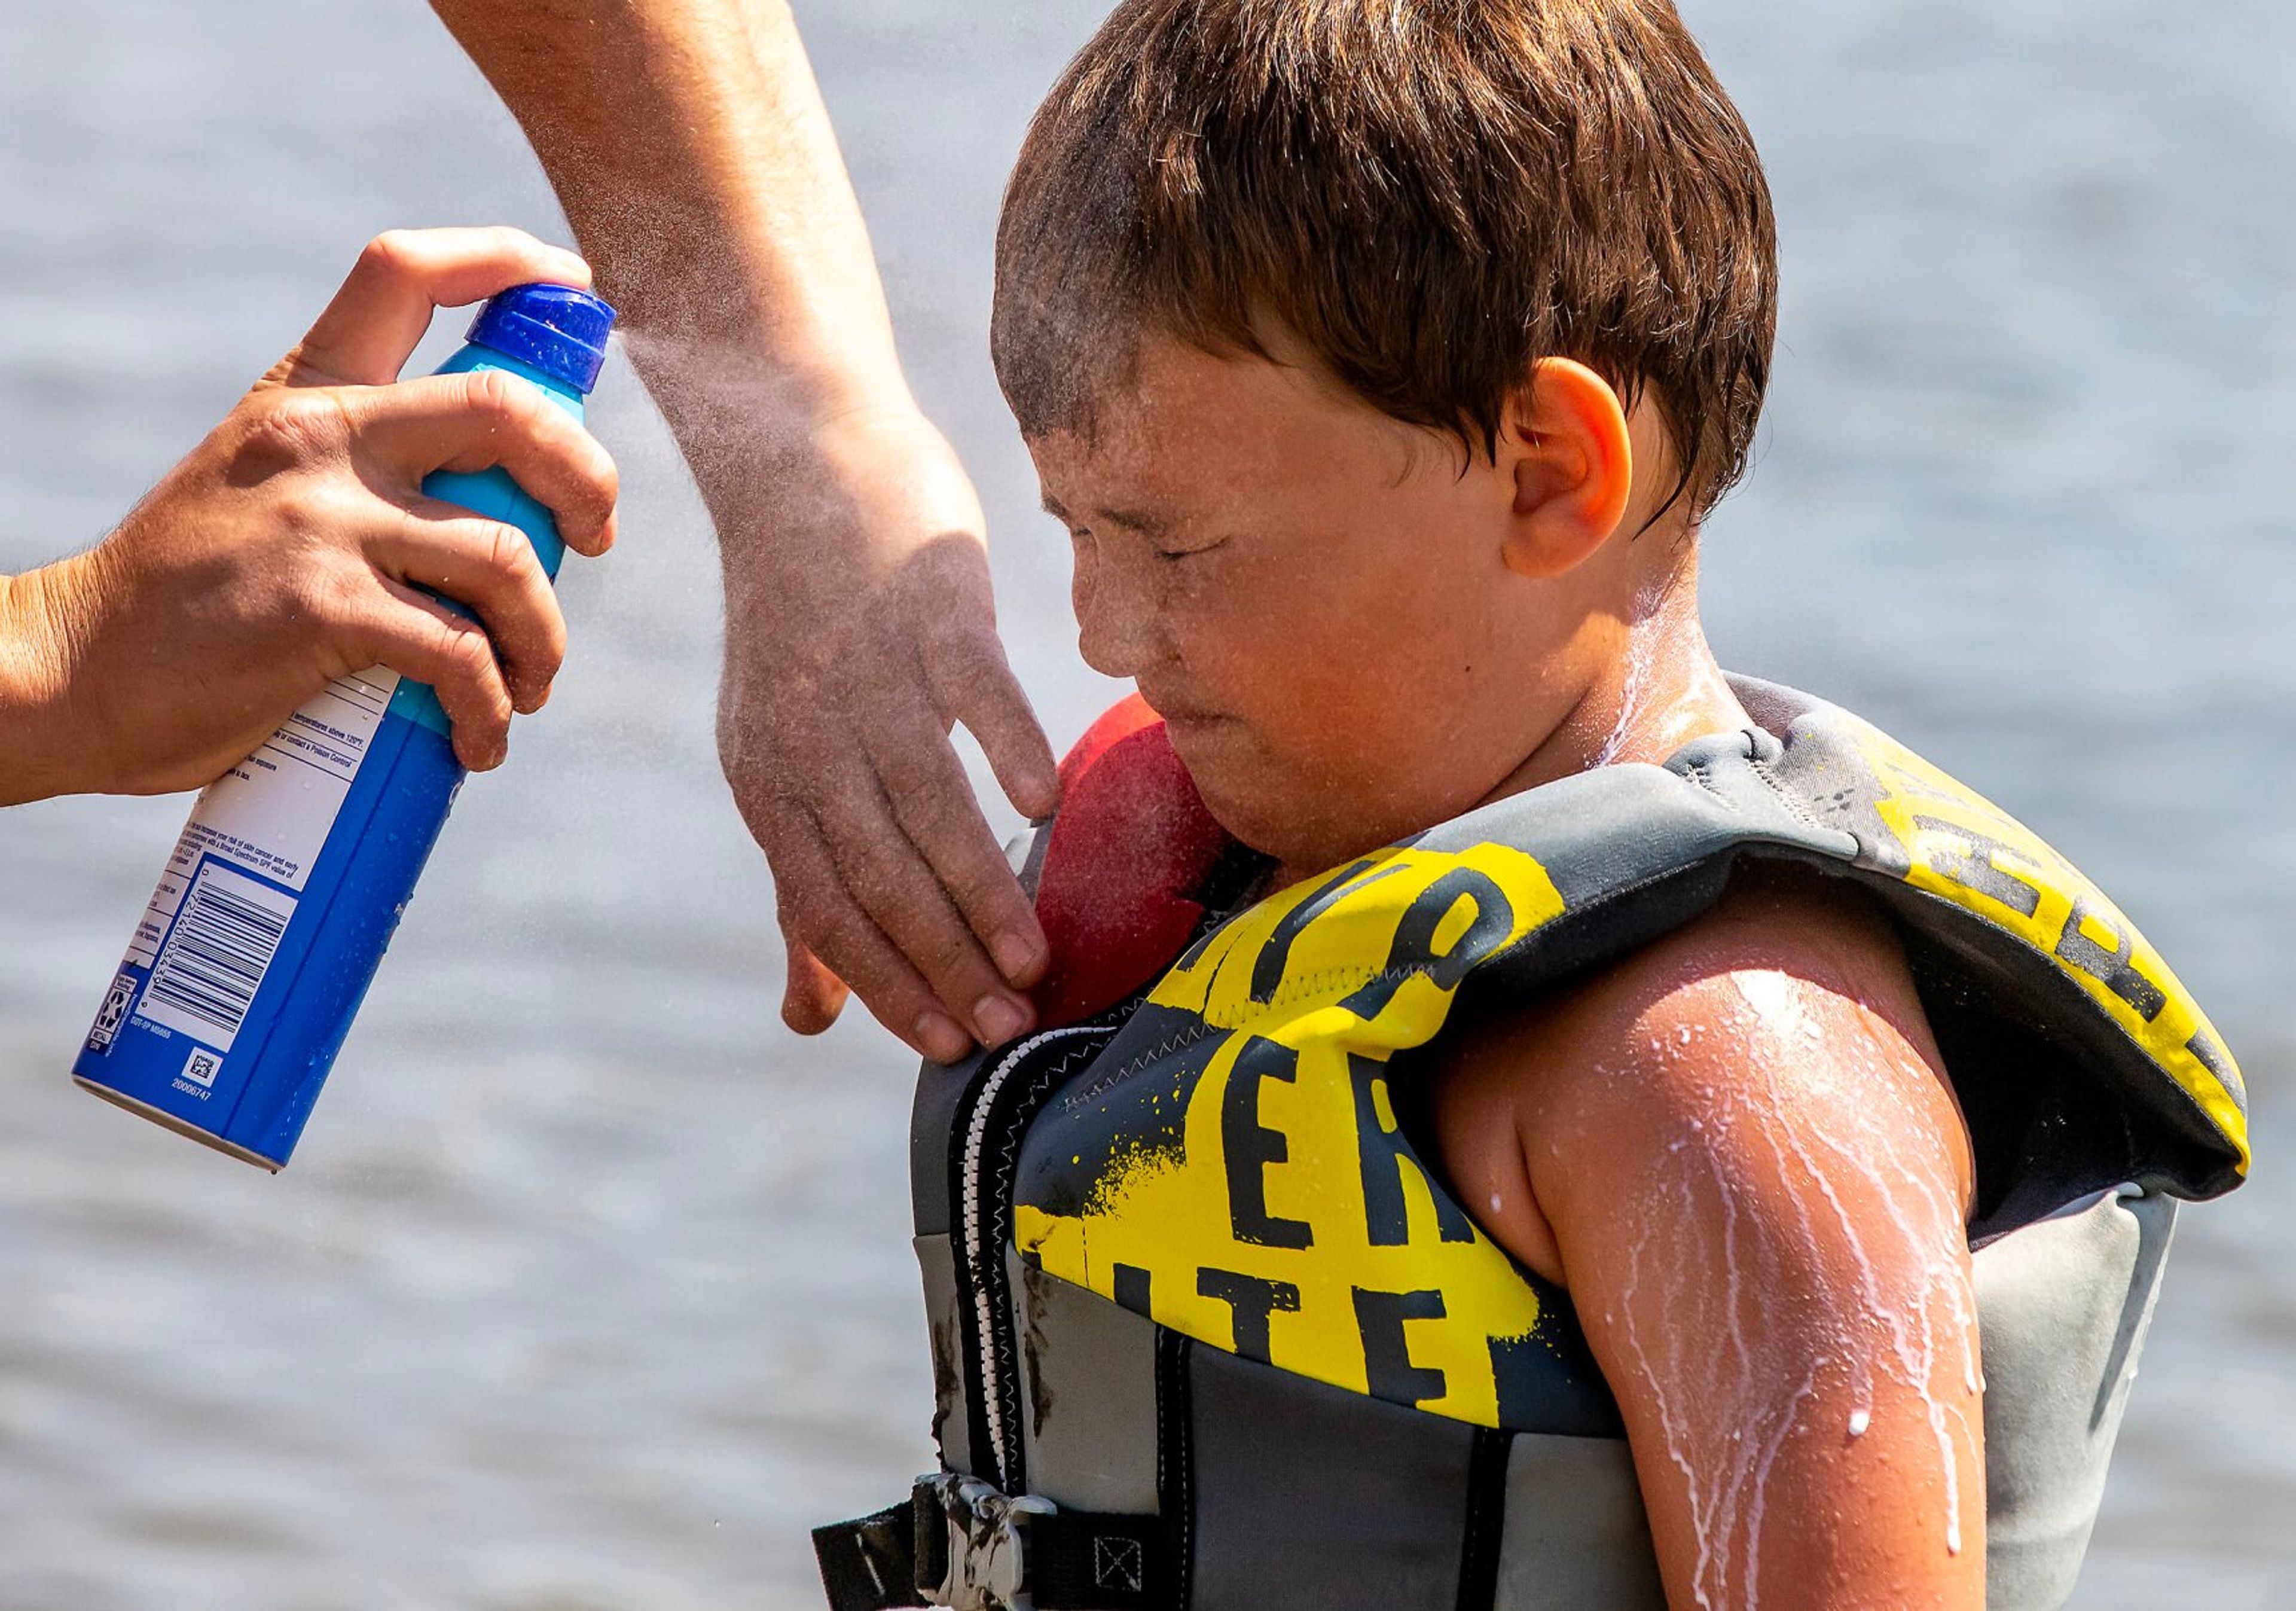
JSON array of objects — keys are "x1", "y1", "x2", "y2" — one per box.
[
  {"x1": 432, "y1": 0, "x2": 912, "y2": 453},
  {"x1": 436, "y1": 0, "x2": 1061, "y2": 1058}
]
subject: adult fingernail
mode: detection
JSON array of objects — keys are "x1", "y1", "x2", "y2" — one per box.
[
  {"x1": 993, "y1": 930, "x2": 1043, "y2": 983},
  {"x1": 975, "y1": 995, "x2": 1030, "y2": 1047},
  {"x1": 913, "y1": 1012, "x2": 971, "y2": 1064}
]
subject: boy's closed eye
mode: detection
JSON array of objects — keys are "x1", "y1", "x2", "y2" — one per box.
[
  {"x1": 1150, "y1": 535, "x2": 1229, "y2": 562},
  {"x1": 1042, "y1": 490, "x2": 1229, "y2": 562}
]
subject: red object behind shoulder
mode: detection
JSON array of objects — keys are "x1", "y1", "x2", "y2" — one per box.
[{"x1": 1030, "y1": 696, "x2": 1232, "y2": 1027}]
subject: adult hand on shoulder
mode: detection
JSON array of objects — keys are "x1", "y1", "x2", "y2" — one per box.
[
  {"x1": 0, "y1": 225, "x2": 618, "y2": 804},
  {"x1": 432, "y1": 0, "x2": 1057, "y2": 1061},
  {"x1": 713, "y1": 399, "x2": 1059, "y2": 1066}
]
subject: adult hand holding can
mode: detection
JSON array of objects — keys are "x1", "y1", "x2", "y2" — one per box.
[{"x1": 68, "y1": 235, "x2": 618, "y2": 1169}]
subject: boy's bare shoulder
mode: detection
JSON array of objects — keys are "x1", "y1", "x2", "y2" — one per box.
[{"x1": 1429, "y1": 860, "x2": 1974, "y2": 1287}]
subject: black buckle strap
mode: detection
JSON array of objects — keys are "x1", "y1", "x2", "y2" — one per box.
[
  {"x1": 813, "y1": 1500, "x2": 927, "y2": 1610},
  {"x1": 815, "y1": 1475, "x2": 1171, "y2": 1610}
]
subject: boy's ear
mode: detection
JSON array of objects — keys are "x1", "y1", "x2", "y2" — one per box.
[{"x1": 1497, "y1": 358, "x2": 1635, "y2": 580}]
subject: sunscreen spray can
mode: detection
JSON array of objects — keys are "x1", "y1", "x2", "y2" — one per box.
[{"x1": 71, "y1": 282, "x2": 616, "y2": 1169}]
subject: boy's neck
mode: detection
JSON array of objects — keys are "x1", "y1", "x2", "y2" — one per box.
[
  {"x1": 1263, "y1": 548, "x2": 1745, "y2": 893},
  {"x1": 1496, "y1": 549, "x2": 1747, "y2": 797}
]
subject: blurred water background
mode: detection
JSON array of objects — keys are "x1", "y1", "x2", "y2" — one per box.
[{"x1": 0, "y1": 1, "x2": 2289, "y2": 1606}]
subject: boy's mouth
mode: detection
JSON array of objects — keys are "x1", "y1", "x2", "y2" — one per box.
[{"x1": 1140, "y1": 688, "x2": 1235, "y2": 739}]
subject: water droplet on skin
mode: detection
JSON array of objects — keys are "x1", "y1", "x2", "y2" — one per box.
[
  {"x1": 1946, "y1": 1518, "x2": 1963, "y2": 1556},
  {"x1": 1489, "y1": 1192, "x2": 1506, "y2": 1216},
  {"x1": 1848, "y1": 1409, "x2": 1870, "y2": 1438}
]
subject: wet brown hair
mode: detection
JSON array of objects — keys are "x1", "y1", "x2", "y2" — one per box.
[{"x1": 992, "y1": 0, "x2": 1777, "y2": 521}]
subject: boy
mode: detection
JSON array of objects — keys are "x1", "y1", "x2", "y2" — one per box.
[{"x1": 816, "y1": 4, "x2": 2246, "y2": 1608}]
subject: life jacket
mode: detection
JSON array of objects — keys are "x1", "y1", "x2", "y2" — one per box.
[{"x1": 816, "y1": 678, "x2": 2246, "y2": 1611}]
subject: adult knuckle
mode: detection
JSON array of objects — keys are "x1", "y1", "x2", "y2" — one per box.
[
  {"x1": 772, "y1": 658, "x2": 838, "y2": 718},
  {"x1": 239, "y1": 392, "x2": 349, "y2": 470},
  {"x1": 301, "y1": 474, "x2": 367, "y2": 530},
  {"x1": 464, "y1": 367, "x2": 533, "y2": 431},
  {"x1": 484, "y1": 224, "x2": 546, "y2": 258},
  {"x1": 483, "y1": 521, "x2": 539, "y2": 589},
  {"x1": 436, "y1": 617, "x2": 490, "y2": 681},
  {"x1": 426, "y1": 612, "x2": 467, "y2": 667},
  {"x1": 257, "y1": 480, "x2": 351, "y2": 563},
  {"x1": 359, "y1": 230, "x2": 420, "y2": 279},
  {"x1": 469, "y1": 640, "x2": 508, "y2": 703}
]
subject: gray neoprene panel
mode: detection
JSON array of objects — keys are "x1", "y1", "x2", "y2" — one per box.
[
  {"x1": 1490, "y1": 1432, "x2": 1668, "y2": 1610},
  {"x1": 1010, "y1": 1249, "x2": 1162, "y2": 1514},
  {"x1": 1976, "y1": 1186, "x2": 2175, "y2": 1611},
  {"x1": 1188, "y1": 1342, "x2": 1472, "y2": 1611}
]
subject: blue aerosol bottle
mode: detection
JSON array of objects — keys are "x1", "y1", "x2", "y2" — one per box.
[{"x1": 72, "y1": 283, "x2": 616, "y2": 1169}]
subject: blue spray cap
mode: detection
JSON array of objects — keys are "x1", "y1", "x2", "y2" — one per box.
[{"x1": 464, "y1": 283, "x2": 617, "y2": 395}]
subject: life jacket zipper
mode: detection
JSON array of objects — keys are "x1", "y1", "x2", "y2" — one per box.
[{"x1": 955, "y1": 1023, "x2": 1116, "y2": 1491}]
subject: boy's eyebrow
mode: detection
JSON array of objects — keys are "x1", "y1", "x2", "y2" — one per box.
[{"x1": 1037, "y1": 491, "x2": 1173, "y2": 538}]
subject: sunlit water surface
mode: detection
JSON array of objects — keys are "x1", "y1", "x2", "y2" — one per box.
[{"x1": 0, "y1": 2, "x2": 2289, "y2": 1605}]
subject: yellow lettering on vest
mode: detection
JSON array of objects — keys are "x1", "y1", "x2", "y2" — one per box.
[
  {"x1": 1013, "y1": 843, "x2": 1570, "y2": 1426},
  {"x1": 1369, "y1": 1076, "x2": 1399, "y2": 1134},
  {"x1": 1855, "y1": 729, "x2": 2248, "y2": 1171}
]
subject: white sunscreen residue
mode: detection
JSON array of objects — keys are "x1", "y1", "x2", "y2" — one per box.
[{"x1": 1609, "y1": 970, "x2": 1979, "y2": 1607}]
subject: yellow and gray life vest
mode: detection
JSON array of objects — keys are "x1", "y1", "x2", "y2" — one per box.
[{"x1": 816, "y1": 679, "x2": 2246, "y2": 1611}]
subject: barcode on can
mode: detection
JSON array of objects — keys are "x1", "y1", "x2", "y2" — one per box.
[{"x1": 137, "y1": 861, "x2": 297, "y2": 1053}]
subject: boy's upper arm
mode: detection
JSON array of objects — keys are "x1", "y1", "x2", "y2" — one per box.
[{"x1": 1433, "y1": 871, "x2": 1984, "y2": 1610}]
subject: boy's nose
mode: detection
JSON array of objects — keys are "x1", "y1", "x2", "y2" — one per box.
[{"x1": 1073, "y1": 542, "x2": 1161, "y2": 681}]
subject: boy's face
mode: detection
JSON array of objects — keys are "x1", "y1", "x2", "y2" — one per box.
[{"x1": 1030, "y1": 334, "x2": 1618, "y2": 876}]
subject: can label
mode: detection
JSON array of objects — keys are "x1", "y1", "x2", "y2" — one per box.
[{"x1": 81, "y1": 667, "x2": 402, "y2": 1117}]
